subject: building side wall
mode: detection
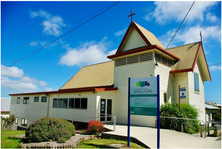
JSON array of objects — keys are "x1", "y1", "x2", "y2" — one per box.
[
  {"x1": 154, "y1": 63, "x2": 173, "y2": 104},
  {"x1": 122, "y1": 28, "x2": 147, "y2": 52},
  {"x1": 114, "y1": 60, "x2": 156, "y2": 126},
  {"x1": 10, "y1": 94, "x2": 48, "y2": 129},
  {"x1": 188, "y1": 62, "x2": 206, "y2": 122},
  {"x1": 48, "y1": 92, "x2": 97, "y2": 123}
]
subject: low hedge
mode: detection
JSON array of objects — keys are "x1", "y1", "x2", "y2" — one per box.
[{"x1": 25, "y1": 117, "x2": 75, "y2": 143}]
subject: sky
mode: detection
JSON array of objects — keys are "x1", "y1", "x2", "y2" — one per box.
[{"x1": 1, "y1": 1, "x2": 221, "y2": 104}]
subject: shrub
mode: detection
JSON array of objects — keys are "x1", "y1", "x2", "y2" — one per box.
[
  {"x1": 160, "y1": 103, "x2": 199, "y2": 134},
  {"x1": 1, "y1": 114, "x2": 17, "y2": 130},
  {"x1": 25, "y1": 117, "x2": 75, "y2": 143},
  {"x1": 86, "y1": 121, "x2": 104, "y2": 135}
]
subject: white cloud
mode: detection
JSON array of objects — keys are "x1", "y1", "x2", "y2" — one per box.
[
  {"x1": 1, "y1": 65, "x2": 50, "y2": 94},
  {"x1": 115, "y1": 28, "x2": 127, "y2": 36},
  {"x1": 108, "y1": 49, "x2": 117, "y2": 55},
  {"x1": 29, "y1": 41, "x2": 38, "y2": 46},
  {"x1": 209, "y1": 65, "x2": 221, "y2": 72},
  {"x1": 1, "y1": 65, "x2": 24, "y2": 78},
  {"x1": 30, "y1": 10, "x2": 66, "y2": 36},
  {"x1": 146, "y1": 1, "x2": 218, "y2": 25},
  {"x1": 206, "y1": 13, "x2": 218, "y2": 22},
  {"x1": 59, "y1": 39, "x2": 115, "y2": 66},
  {"x1": 158, "y1": 25, "x2": 221, "y2": 48}
]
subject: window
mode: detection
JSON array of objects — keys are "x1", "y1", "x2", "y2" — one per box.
[
  {"x1": 194, "y1": 72, "x2": 199, "y2": 92},
  {"x1": 17, "y1": 97, "x2": 20, "y2": 104},
  {"x1": 41, "y1": 96, "x2": 47, "y2": 102},
  {"x1": 15, "y1": 117, "x2": 18, "y2": 124},
  {"x1": 23, "y1": 97, "x2": 29, "y2": 104},
  {"x1": 164, "y1": 93, "x2": 167, "y2": 103},
  {"x1": 53, "y1": 98, "x2": 88, "y2": 109},
  {"x1": 34, "y1": 97, "x2": 39, "y2": 102},
  {"x1": 21, "y1": 118, "x2": 27, "y2": 127}
]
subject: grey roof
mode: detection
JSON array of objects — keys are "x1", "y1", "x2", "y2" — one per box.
[
  {"x1": 1, "y1": 98, "x2": 11, "y2": 111},
  {"x1": 205, "y1": 104, "x2": 220, "y2": 110}
]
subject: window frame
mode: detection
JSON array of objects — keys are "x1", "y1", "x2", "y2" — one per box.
[
  {"x1": 34, "y1": 96, "x2": 39, "y2": 102},
  {"x1": 17, "y1": 97, "x2": 20, "y2": 104},
  {"x1": 194, "y1": 72, "x2": 200, "y2": 93},
  {"x1": 15, "y1": 117, "x2": 18, "y2": 124},
  {"x1": 53, "y1": 98, "x2": 88, "y2": 110},
  {"x1": 41, "y1": 96, "x2": 47, "y2": 102},
  {"x1": 21, "y1": 118, "x2": 27, "y2": 127},
  {"x1": 23, "y1": 97, "x2": 29, "y2": 104}
]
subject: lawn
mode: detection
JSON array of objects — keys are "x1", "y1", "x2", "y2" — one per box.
[
  {"x1": 1, "y1": 130, "x2": 25, "y2": 148},
  {"x1": 77, "y1": 138, "x2": 144, "y2": 148}
]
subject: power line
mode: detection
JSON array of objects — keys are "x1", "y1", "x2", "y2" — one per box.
[
  {"x1": 1, "y1": 2, "x2": 119, "y2": 57},
  {"x1": 165, "y1": 1, "x2": 195, "y2": 50},
  {"x1": 2, "y1": 1, "x2": 120, "y2": 70}
]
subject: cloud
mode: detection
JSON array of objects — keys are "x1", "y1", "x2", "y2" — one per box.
[
  {"x1": 145, "y1": 1, "x2": 218, "y2": 25},
  {"x1": 209, "y1": 65, "x2": 221, "y2": 72},
  {"x1": 115, "y1": 28, "x2": 127, "y2": 36},
  {"x1": 1, "y1": 65, "x2": 50, "y2": 94},
  {"x1": 206, "y1": 13, "x2": 218, "y2": 22},
  {"x1": 158, "y1": 25, "x2": 221, "y2": 48},
  {"x1": 59, "y1": 39, "x2": 115, "y2": 66},
  {"x1": 1, "y1": 65, "x2": 24, "y2": 78},
  {"x1": 30, "y1": 9, "x2": 66, "y2": 36}
]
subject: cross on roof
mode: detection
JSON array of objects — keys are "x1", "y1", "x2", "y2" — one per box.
[
  {"x1": 200, "y1": 31, "x2": 202, "y2": 42},
  {"x1": 128, "y1": 10, "x2": 136, "y2": 22}
]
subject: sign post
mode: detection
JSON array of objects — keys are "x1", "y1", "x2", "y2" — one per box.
[{"x1": 128, "y1": 76, "x2": 160, "y2": 148}]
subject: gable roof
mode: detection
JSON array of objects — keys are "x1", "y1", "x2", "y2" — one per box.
[
  {"x1": 168, "y1": 42, "x2": 211, "y2": 81},
  {"x1": 115, "y1": 21, "x2": 165, "y2": 54},
  {"x1": 60, "y1": 61, "x2": 114, "y2": 90}
]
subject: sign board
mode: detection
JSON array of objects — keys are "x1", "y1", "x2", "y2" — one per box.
[
  {"x1": 129, "y1": 77, "x2": 157, "y2": 116},
  {"x1": 180, "y1": 88, "x2": 186, "y2": 98}
]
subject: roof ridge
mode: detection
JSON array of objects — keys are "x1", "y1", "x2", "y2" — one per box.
[{"x1": 167, "y1": 41, "x2": 200, "y2": 50}]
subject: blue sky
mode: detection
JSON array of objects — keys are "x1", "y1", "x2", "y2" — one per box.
[{"x1": 1, "y1": 1, "x2": 221, "y2": 104}]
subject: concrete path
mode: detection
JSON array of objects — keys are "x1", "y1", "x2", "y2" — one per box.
[{"x1": 103, "y1": 124, "x2": 221, "y2": 149}]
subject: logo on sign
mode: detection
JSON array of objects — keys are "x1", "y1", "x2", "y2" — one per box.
[{"x1": 136, "y1": 81, "x2": 150, "y2": 87}]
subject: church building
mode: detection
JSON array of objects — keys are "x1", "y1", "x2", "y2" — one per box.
[{"x1": 10, "y1": 21, "x2": 211, "y2": 129}]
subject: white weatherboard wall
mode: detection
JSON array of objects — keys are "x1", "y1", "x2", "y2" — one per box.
[
  {"x1": 49, "y1": 92, "x2": 97, "y2": 123},
  {"x1": 114, "y1": 59, "x2": 156, "y2": 127},
  {"x1": 10, "y1": 94, "x2": 48, "y2": 128},
  {"x1": 188, "y1": 62, "x2": 206, "y2": 122},
  {"x1": 122, "y1": 28, "x2": 147, "y2": 52},
  {"x1": 154, "y1": 63, "x2": 173, "y2": 104}
]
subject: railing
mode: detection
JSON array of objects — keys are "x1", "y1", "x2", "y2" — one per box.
[
  {"x1": 160, "y1": 116, "x2": 207, "y2": 138},
  {"x1": 72, "y1": 114, "x2": 116, "y2": 131}
]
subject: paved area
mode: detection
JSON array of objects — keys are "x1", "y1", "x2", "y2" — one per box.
[{"x1": 103, "y1": 124, "x2": 221, "y2": 149}]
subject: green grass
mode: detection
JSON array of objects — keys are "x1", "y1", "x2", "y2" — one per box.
[
  {"x1": 77, "y1": 138, "x2": 144, "y2": 148},
  {"x1": 1, "y1": 130, "x2": 25, "y2": 148}
]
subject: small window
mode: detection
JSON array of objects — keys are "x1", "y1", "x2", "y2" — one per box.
[
  {"x1": 194, "y1": 72, "x2": 199, "y2": 92},
  {"x1": 69, "y1": 98, "x2": 74, "y2": 108},
  {"x1": 62, "y1": 98, "x2": 68, "y2": 108},
  {"x1": 17, "y1": 97, "x2": 20, "y2": 104},
  {"x1": 41, "y1": 96, "x2": 47, "y2": 102},
  {"x1": 53, "y1": 99, "x2": 58, "y2": 108},
  {"x1": 34, "y1": 97, "x2": 39, "y2": 102},
  {"x1": 21, "y1": 118, "x2": 27, "y2": 127},
  {"x1": 81, "y1": 98, "x2": 87, "y2": 109},
  {"x1": 164, "y1": 93, "x2": 167, "y2": 103},
  {"x1": 23, "y1": 97, "x2": 29, "y2": 104},
  {"x1": 15, "y1": 117, "x2": 18, "y2": 124}
]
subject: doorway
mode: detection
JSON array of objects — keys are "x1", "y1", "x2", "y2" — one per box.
[{"x1": 100, "y1": 99, "x2": 112, "y2": 122}]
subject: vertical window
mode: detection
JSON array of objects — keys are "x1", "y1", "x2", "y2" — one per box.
[
  {"x1": 23, "y1": 97, "x2": 29, "y2": 104},
  {"x1": 62, "y1": 98, "x2": 68, "y2": 108},
  {"x1": 81, "y1": 98, "x2": 87, "y2": 109},
  {"x1": 41, "y1": 96, "x2": 47, "y2": 102},
  {"x1": 53, "y1": 99, "x2": 58, "y2": 108},
  {"x1": 15, "y1": 117, "x2": 18, "y2": 124},
  {"x1": 164, "y1": 93, "x2": 167, "y2": 103},
  {"x1": 75, "y1": 98, "x2": 80, "y2": 108},
  {"x1": 69, "y1": 98, "x2": 74, "y2": 108},
  {"x1": 17, "y1": 97, "x2": 20, "y2": 104},
  {"x1": 34, "y1": 97, "x2": 39, "y2": 102},
  {"x1": 194, "y1": 72, "x2": 199, "y2": 92},
  {"x1": 21, "y1": 118, "x2": 27, "y2": 127}
]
